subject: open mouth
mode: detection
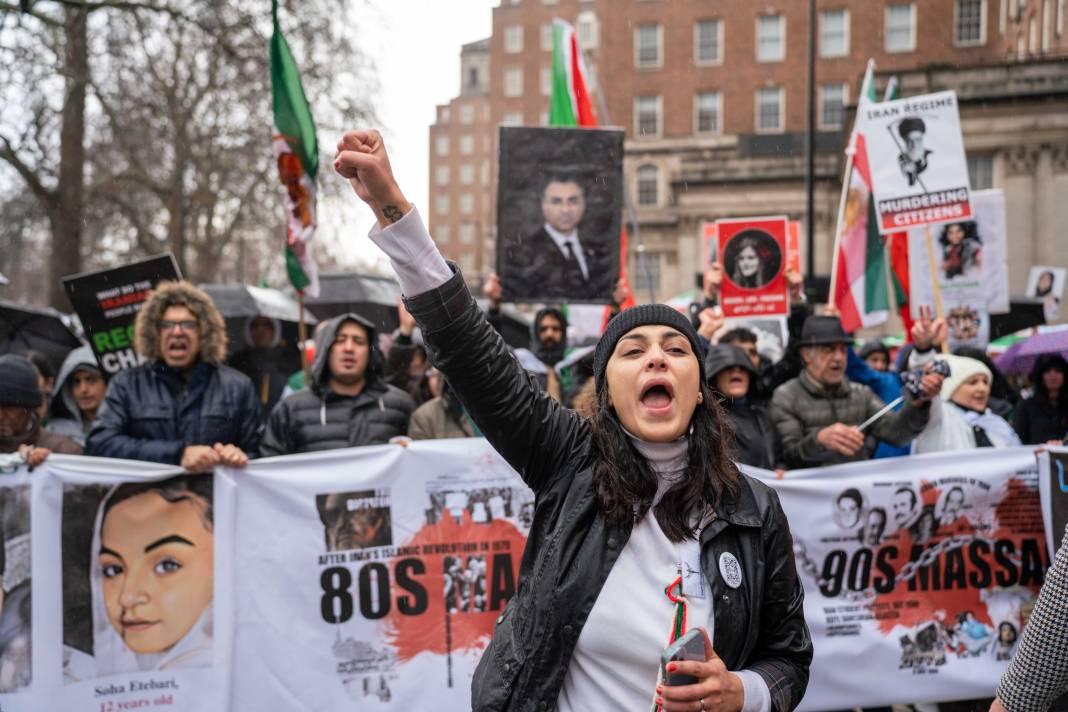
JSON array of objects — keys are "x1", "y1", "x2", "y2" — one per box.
[
  {"x1": 166, "y1": 340, "x2": 190, "y2": 357},
  {"x1": 639, "y1": 380, "x2": 675, "y2": 413}
]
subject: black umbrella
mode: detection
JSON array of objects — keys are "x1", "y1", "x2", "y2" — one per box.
[
  {"x1": 297, "y1": 272, "x2": 403, "y2": 334},
  {"x1": 0, "y1": 299, "x2": 81, "y2": 372},
  {"x1": 198, "y1": 284, "x2": 316, "y2": 365}
]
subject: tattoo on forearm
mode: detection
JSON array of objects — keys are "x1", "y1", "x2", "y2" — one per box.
[{"x1": 383, "y1": 205, "x2": 404, "y2": 223}]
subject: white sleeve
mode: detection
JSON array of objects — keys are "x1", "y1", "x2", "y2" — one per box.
[
  {"x1": 366, "y1": 206, "x2": 453, "y2": 297},
  {"x1": 734, "y1": 670, "x2": 772, "y2": 712}
]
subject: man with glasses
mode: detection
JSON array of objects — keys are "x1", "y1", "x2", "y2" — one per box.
[
  {"x1": 86, "y1": 281, "x2": 260, "y2": 471},
  {"x1": 769, "y1": 315, "x2": 942, "y2": 468}
]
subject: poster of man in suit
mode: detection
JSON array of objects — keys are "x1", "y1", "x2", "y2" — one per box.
[{"x1": 496, "y1": 126, "x2": 623, "y2": 303}]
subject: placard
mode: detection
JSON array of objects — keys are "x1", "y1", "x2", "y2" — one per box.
[
  {"x1": 62, "y1": 255, "x2": 182, "y2": 376},
  {"x1": 1038, "y1": 448, "x2": 1068, "y2": 557},
  {"x1": 716, "y1": 216, "x2": 789, "y2": 318},
  {"x1": 1025, "y1": 266, "x2": 1066, "y2": 322},
  {"x1": 857, "y1": 91, "x2": 973, "y2": 233}
]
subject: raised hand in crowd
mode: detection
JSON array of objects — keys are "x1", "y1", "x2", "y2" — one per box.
[
  {"x1": 911, "y1": 305, "x2": 947, "y2": 352},
  {"x1": 913, "y1": 366, "x2": 946, "y2": 403},
  {"x1": 214, "y1": 442, "x2": 249, "y2": 468},
  {"x1": 483, "y1": 272, "x2": 503, "y2": 310},
  {"x1": 17, "y1": 443, "x2": 50, "y2": 470},
  {"x1": 703, "y1": 263, "x2": 724, "y2": 301},
  {"x1": 655, "y1": 628, "x2": 743, "y2": 712},
  {"x1": 180, "y1": 444, "x2": 220, "y2": 473},
  {"x1": 816, "y1": 422, "x2": 866, "y2": 457},
  {"x1": 397, "y1": 296, "x2": 417, "y2": 337},
  {"x1": 334, "y1": 129, "x2": 410, "y2": 226},
  {"x1": 785, "y1": 268, "x2": 805, "y2": 304},
  {"x1": 697, "y1": 307, "x2": 725, "y2": 341}
]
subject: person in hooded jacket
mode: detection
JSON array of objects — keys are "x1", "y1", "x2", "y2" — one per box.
[
  {"x1": 512, "y1": 306, "x2": 572, "y2": 402},
  {"x1": 228, "y1": 315, "x2": 299, "y2": 423},
  {"x1": 336, "y1": 129, "x2": 812, "y2": 712},
  {"x1": 1012, "y1": 354, "x2": 1068, "y2": 445},
  {"x1": 86, "y1": 281, "x2": 260, "y2": 471},
  {"x1": 705, "y1": 345, "x2": 782, "y2": 471},
  {"x1": 47, "y1": 345, "x2": 107, "y2": 447},
  {"x1": 259, "y1": 312, "x2": 414, "y2": 456}
]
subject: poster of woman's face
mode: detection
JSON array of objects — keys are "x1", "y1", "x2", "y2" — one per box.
[
  {"x1": 495, "y1": 126, "x2": 623, "y2": 304},
  {"x1": 1025, "y1": 266, "x2": 1065, "y2": 322},
  {"x1": 62, "y1": 476, "x2": 214, "y2": 680},
  {"x1": 721, "y1": 230, "x2": 783, "y2": 290}
]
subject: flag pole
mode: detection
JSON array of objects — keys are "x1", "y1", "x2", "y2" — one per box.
[
  {"x1": 828, "y1": 59, "x2": 875, "y2": 307},
  {"x1": 297, "y1": 290, "x2": 311, "y2": 383},
  {"x1": 922, "y1": 224, "x2": 948, "y2": 353}
]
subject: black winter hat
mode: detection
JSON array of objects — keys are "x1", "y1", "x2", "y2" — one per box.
[
  {"x1": 0, "y1": 355, "x2": 43, "y2": 408},
  {"x1": 593, "y1": 304, "x2": 704, "y2": 393}
]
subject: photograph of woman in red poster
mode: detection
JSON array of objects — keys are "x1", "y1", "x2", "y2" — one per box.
[{"x1": 716, "y1": 217, "x2": 789, "y2": 318}]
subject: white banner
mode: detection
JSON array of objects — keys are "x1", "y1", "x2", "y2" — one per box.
[
  {"x1": 750, "y1": 447, "x2": 1045, "y2": 711},
  {"x1": 858, "y1": 90, "x2": 973, "y2": 233},
  {"x1": 0, "y1": 443, "x2": 1050, "y2": 710}
]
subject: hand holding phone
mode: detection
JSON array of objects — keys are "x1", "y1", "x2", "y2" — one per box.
[{"x1": 661, "y1": 627, "x2": 710, "y2": 686}]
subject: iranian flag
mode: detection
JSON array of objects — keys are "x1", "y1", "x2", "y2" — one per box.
[
  {"x1": 270, "y1": 0, "x2": 320, "y2": 297},
  {"x1": 549, "y1": 19, "x2": 635, "y2": 315},
  {"x1": 831, "y1": 62, "x2": 889, "y2": 332}
]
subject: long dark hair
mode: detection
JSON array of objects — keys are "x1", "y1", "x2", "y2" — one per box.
[{"x1": 589, "y1": 381, "x2": 741, "y2": 542}]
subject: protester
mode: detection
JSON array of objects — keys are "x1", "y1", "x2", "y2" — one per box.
[
  {"x1": 228, "y1": 315, "x2": 298, "y2": 422},
  {"x1": 0, "y1": 354, "x2": 82, "y2": 467},
  {"x1": 1011, "y1": 354, "x2": 1068, "y2": 445},
  {"x1": 859, "y1": 340, "x2": 891, "y2": 372},
  {"x1": 384, "y1": 299, "x2": 433, "y2": 406},
  {"x1": 770, "y1": 315, "x2": 942, "y2": 468},
  {"x1": 86, "y1": 281, "x2": 260, "y2": 471},
  {"x1": 705, "y1": 344, "x2": 782, "y2": 471},
  {"x1": 989, "y1": 523, "x2": 1068, "y2": 712},
  {"x1": 953, "y1": 346, "x2": 1018, "y2": 418},
  {"x1": 408, "y1": 376, "x2": 476, "y2": 440},
  {"x1": 335, "y1": 129, "x2": 812, "y2": 712},
  {"x1": 512, "y1": 306, "x2": 572, "y2": 402},
  {"x1": 47, "y1": 345, "x2": 107, "y2": 446},
  {"x1": 24, "y1": 350, "x2": 56, "y2": 423},
  {"x1": 910, "y1": 353, "x2": 1022, "y2": 453},
  {"x1": 259, "y1": 312, "x2": 414, "y2": 456}
]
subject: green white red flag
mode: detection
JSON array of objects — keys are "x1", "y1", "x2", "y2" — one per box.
[
  {"x1": 831, "y1": 61, "x2": 890, "y2": 332},
  {"x1": 270, "y1": 0, "x2": 320, "y2": 297}
]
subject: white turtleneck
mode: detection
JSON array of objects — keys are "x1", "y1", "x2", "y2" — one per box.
[{"x1": 558, "y1": 436, "x2": 770, "y2": 712}]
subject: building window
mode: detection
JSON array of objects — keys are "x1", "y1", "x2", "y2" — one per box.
[
  {"x1": 435, "y1": 166, "x2": 450, "y2": 185},
  {"x1": 637, "y1": 165, "x2": 659, "y2": 206},
  {"x1": 541, "y1": 0, "x2": 558, "y2": 5},
  {"x1": 435, "y1": 136, "x2": 449, "y2": 156},
  {"x1": 540, "y1": 111, "x2": 550, "y2": 126},
  {"x1": 1042, "y1": 0, "x2": 1052, "y2": 50},
  {"x1": 459, "y1": 105, "x2": 474, "y2": 124},
  {"x1": 1058, "y1": 0, "x2": 1065, "y2": 37},
  {"x1": 435, "y1": 195, "x2": 450, "y2": 215},
  {"x1": 504, "y1": 68, "x2": 523, "y2": 98},
  {"x1": 436, "y1": 225, "x2": 450, "y2": 244},
  {"x1": 955, "y1": 0, "x2": 986, "y2": 45},
  {"x1": 756, "y1": 14, "x2": 785, "y2": 62},
  {"x1": 885, "y1": 4, "x2": 916, "y2": 52},
  {"x1": 438, "y1": 107, "x2": 450, "y2": 124},
  {"x1": 1029, "y1": 13, "x2": 1038, "y2": 52},
  {"x1": 460, "y1": 165, "x2": 474, "y2": 185},
  {"x1": 460, "y1": 194, "x2": 474, "y2": 214},
  {"x1": 481, "y1": 160, "x2": 489, "y2": 185},
  {"x1": 504, "y1": 25, "x2": 524, "y2": 53},
  {"x1": 635, "y1": 24, "x2": 662, "y2": 68},
  {"x1": 968, "y1": 154, "x2": 994, "y2": 189},
  {"x1": 694, "y1": 19, "x2": 723, "y2": 65},
  {"x1": 576, "y1": 10, "x2": 599, "y2": 49},
  {"x1": 756, "y1": 87, "x2": 784, "y2": 133},
  {"x1": 695, "y1": 91, "x2": 721, "y2": 134},
  {"x1": 460, "y1": 135, "x2": 474, "y2": 155},
  {"x1": 502, "y1": 111, "x2": 523, "y2": 126},
  {"x1": 819, "y1": 84, "x2": 848, "y2": 129},
  {"x1": 540, "y1": 66, "x2": 552, "y2": 96},
  {"x1": 466, "y1": 67, "x2": 480, "y2": 90},
  {"x1": 541, "y1": 23, "x2": 554, "y2": 51},
  {"x1": 819, "y1": 9, "x2": 850, "y2": 57},
  {"x1": 459, "y1": 223, "x2": 475, "y2": 244},
  {"x1": 635, "y1": 95, "x2": 660, "y2": 137}
]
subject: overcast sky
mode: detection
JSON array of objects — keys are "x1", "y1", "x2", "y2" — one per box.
[{"x1": 319, "y1": 0, "x2": 498, "y2": 273}]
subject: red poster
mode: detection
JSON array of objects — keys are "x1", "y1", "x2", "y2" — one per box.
[
  {"x1": 716, "y1": 216, "x2": 789, "y2": 318},
  {"x1": 786, "y1": 221, "x2": 802, "y2": 276}
]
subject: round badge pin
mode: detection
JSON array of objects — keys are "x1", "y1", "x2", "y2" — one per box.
[{"x1": 718, "y1": 552, "x2": 743, "y2": 589}]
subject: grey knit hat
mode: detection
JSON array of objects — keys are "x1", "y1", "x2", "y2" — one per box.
[
  {"x1": 0, "y1": 355, "x2": 43, "y2": 408},
  {"x1": 593, "y1": 304, "x2": 705, "y2": 393}
]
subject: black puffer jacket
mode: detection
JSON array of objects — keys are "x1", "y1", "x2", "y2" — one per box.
[
  {"x1": 707, "y1": 345, "x2": 783, "y2": 470},
  {"x1": 1013, "y1": 354, "x2": 1068, "y2": 444},
  {"x1": 405, "y1": 267, "x2": 811, "y2": 712},
  {"x1": 258, "y1": 313, "x2": 414, "y2": 456}
]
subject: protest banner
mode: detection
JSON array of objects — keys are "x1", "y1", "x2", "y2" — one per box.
[
  {"x1": 908, "y1": 189, "x2": 1010, "y2": 348},
  {"x1": 1038, "y1": 447, "x2": 1068, "y2": 557},
  {"x1": 0, "y1": 444, "x2": 1050, "y2": 711},
  {"x1": 496, "y1": 126, "x2": 623, "y2": 304},
  {"x1": 747, "y1": 447, "x2": 1045, "y2": 711},
  {"x1": 716, "y1": 216, "x2": 789, "y2": 318},
  {"x1": 856, "y1": 90, "x2": 973, "y2": 233},
  {"x1": 62, "y1": 254, "x2": 182, "y2": 377}
]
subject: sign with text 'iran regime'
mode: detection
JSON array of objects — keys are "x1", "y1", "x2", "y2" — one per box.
[
  {"x1": 63, "y1": 254, "x2": 181, "y2": 376},
  {"x1": 857, "y1": 90, "x2": 973, "y2": 233}
]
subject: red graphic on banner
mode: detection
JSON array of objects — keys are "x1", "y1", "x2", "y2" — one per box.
[{"x1": 384, "y1": 512, "x2": 526, "y2": 663}]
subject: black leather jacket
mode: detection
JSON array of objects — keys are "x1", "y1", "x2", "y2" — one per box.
[{"x1": 406, "y1": 268, "x2": 812, "y2": 712}]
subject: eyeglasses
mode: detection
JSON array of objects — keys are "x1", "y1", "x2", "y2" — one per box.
[{"x1": 159, "y1": 319, "x2": 198, "y2": 333}]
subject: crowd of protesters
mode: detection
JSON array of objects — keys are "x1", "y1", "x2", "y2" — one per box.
[{"x1": 2, "y1": 256, "x2": 1066, "y2": 480}]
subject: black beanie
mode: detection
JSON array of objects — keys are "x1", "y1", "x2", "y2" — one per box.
[
  {"x1": 0, "y1": 355, "x2": 43, "y2": 408},
  {"x1": 593, "y1": 304, "x2": 705, "y2": 394}
]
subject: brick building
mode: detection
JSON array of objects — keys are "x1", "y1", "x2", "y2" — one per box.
[{"x1": 428, "y1": 0, "x2": 1068, "y2": 307}]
